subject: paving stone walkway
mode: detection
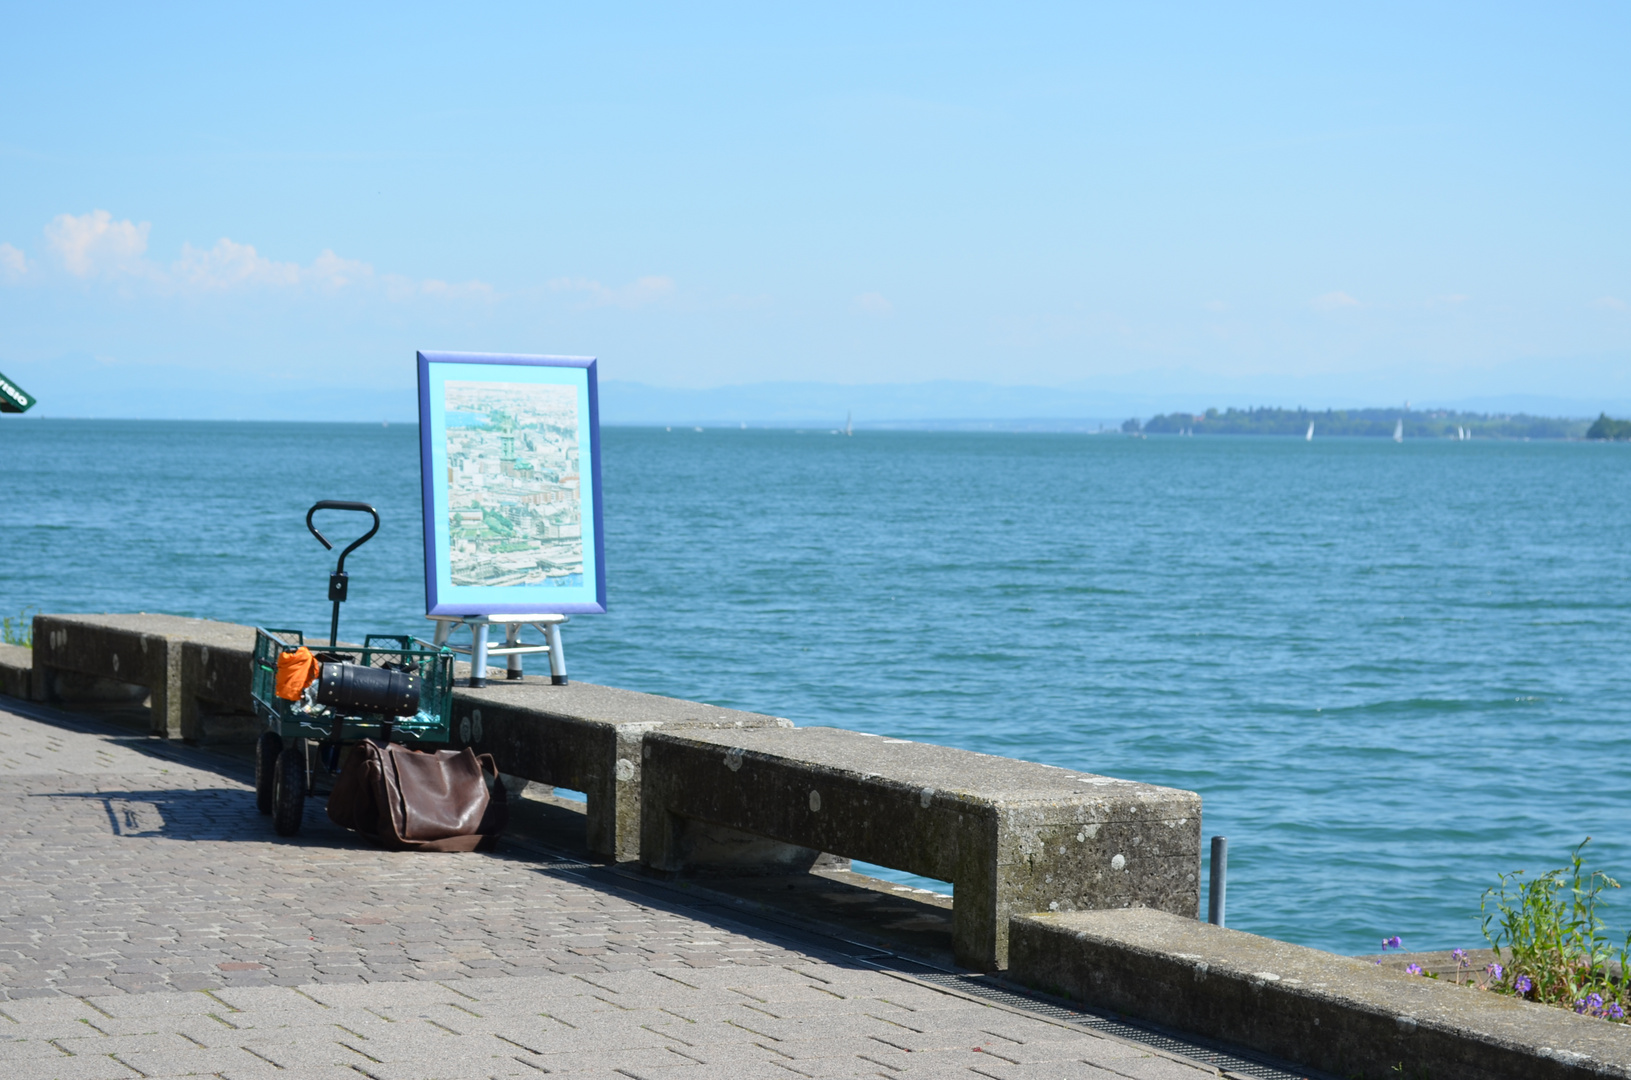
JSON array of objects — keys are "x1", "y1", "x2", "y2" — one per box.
[{"x1": 0, "y1": 701, "x2": 1223, "y2": 1079}]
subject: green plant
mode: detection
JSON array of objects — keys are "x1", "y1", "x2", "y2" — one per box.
[
  {"x1": 1, "y1": 607, "x2": 35, "y2": 647},
  {"x1": 1480, "y1": 838, "x2": 1628, "y2": 1019}
]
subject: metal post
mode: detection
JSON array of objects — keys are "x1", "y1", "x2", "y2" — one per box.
[
  {"x1": 470, "y1": 621, "x2": 489, "y2": 689},
  {"x1": 505, "y1": 622, "x2": 524, "y2": 680},
  {"x1": 545, "y1": 621, "x2": 568, "y2": 686},
  {"x1": 1208, "y1": 835, "x2": 1228, "y2": 927}
]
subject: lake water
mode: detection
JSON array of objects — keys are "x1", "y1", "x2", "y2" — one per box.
[{"x1": 3, "y1": 418, "x2": 1629, "y2": 956}]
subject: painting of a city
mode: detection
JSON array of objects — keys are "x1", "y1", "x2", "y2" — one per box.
[{"x1": 443, "y1": 380, "x2": 584, "y2": 589}]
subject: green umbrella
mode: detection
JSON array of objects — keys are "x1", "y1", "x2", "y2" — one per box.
[{"x1": 0, "y1": 369, "x2": 36, "y2": 413}]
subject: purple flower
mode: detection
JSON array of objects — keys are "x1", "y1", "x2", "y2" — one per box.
[
  {"x1": 1514, "y1": 975, "x2": 1532, "y2": 995},
  {"x1": 1405, "y1": 963, "x2": 1423, "y2": 976},
  {"x1": 1382, "y1": 936, "x2": 1403, "y2": 950},
  {"x1": 1487, "y1": 962, "x2": 1504, "y2": 980},
  {"x1": 1609, "y1": 1003, "x2": 1625, "y2": 1020},
  {"x1": 1588, "y1": 993, "x2": 1605, "y2": 1010},
  {"x1": 1576, "y1": 999, "x2": 1589, "y2": 1014},
  {"x1": 1451, "y1": 948, "x2": 1468, "y2": 965}
]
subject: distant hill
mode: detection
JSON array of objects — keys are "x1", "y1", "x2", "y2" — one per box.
[{"x1": 1139, "y1": 406, "x2": 1588, "y2": 439}]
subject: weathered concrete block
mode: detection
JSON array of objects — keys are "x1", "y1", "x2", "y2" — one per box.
[
  {"x1": 0, "y1": 642, "x2": 31, "y2": 700},
  {"x1": 451, "y1": 680, "x2": 792, "y2": 863},
  {"x1": 177, "y1": 630, "x2": 260, "y2": 742},
  {"x1": 1010, "y1": 908, "x2": 1631, "y2": 1080},
  {"x1": 32, "y1": 613, "x2": 254, "y2": 739},
  {"x1": 640, "y1": 726, "x2": 1201, "y2": 971}
]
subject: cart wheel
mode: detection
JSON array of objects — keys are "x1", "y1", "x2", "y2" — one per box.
[
  {"x1": 271, "y1": 746, "x2": 306, "y2": 836},
  {"x1": 254, "y1": 732, "x2": 283, "y2": 815}
]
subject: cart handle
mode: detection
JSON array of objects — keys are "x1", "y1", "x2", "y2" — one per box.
[{"x1": 306, "y1": 501, "x2": 380, "y2": 576}]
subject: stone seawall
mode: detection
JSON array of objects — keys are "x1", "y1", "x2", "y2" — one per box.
[
  {"x1": 19, "y1": 612, "x2": 1202, "y2": 972},
  {"x1": 9, "y1": 611, "x2": 1623, "y2": 1073},
  {"x1": 1010, "y1": 908, "x2": 1631, "y2": 1079}
]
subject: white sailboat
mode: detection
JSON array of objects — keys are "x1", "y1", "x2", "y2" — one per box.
[
  {"x1": 1306, "y1": 422, "x2": 1314, "y2": 441},
  {"x1": 844, "y1": 411, "x2": 853, "y2": 437},
  {"x1": 1393, "y1": 419, "x2": 1404, "y2": 443}
]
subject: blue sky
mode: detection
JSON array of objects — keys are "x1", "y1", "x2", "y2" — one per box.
[{"x1": 1, "y1": 3, "x2": 1627, "y2": 420}]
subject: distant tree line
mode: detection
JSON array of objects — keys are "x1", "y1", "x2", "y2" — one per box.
[
  {"x1": 1136, "y1": 406, "x2": 1589, "y2": 439},
  {"x1": 1586, "y1": 414, "x2": 1631, "y2": 440}
]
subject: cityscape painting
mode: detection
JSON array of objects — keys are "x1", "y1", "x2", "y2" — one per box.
[
  {"x1": 417, "y1": 352, "x2": 605, "y2": 615},
  {"x1": 444, "y1": 380, "x2": 583, "y2": 588}
]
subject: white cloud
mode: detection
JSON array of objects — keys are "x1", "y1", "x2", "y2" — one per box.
[
  {"x1": 7, "y1": 210, "x2": 491, "y2": 302},
  {"x1": 548, "y1": 274, "x2": 675, "y2": 308},
  {"x1": 306, "y1": 249, "x2": 376, "y2": 291},
  {"x1": 384, "y1": 274, "x2": 496, "y2": 302},
  {"x1": 1593, "y1": 296, "x2": 1627, "y2": 311},
  {"x1": 0, "y1": 243, "x2": 26, "y2": 281},
  {"x1": 1311, "y1": 290, "x2": 1361, "y2": 311},
  {"x1": 172, "y1": 240, "x2": 376, "y2": 292},
  {"x1": 45, "y1": 210, "x2": 152, "y2": 277},
  {"x1": 856, "y1": 291, "x2": 893, "y2": 314},
  {"x1": 173, "y1": 238, "x2": 302, "y2": 290}
]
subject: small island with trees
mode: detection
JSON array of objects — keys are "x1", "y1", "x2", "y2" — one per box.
[
  {"x1": 1585, "y1": 413, "x2": 1631, "y2": 440},
  {"x1": 1129, "y1": 406, "x2": 1625, "y2": 440}
]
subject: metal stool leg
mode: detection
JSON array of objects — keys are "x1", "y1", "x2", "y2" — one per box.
[
  {"x1": 470, "y1": 622, "x2": 490, "y2": 688},
  {"x1": 506, "y1": 623, "x2": 524, "y2": 680},
  {"x1": 545, "y1": 622, "x2": 568, "y2": 686}
]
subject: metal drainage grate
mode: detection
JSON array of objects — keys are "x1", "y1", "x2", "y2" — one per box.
[{"x1": 899, "y1": 970, "x2": 1321, "y2": 1080}]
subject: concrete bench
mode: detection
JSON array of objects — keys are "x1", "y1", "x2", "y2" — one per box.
[
  {"x1": 26, "y1": 612, "x2": 792, "y2": 863},
  {"x1": 0, "y1": 643, "x2": 31, "y2": 699},
  {"x1": 453, "y1": 681, "x2": 791, "y2": 863},
  {"x1": 1010, "y1": 908, "x2": 1631, "y2": 1080},
  {"x1": 639, "y1": 725, "x2": 1201, "y2": 972},
  {"x1": 31, "y1": 613, "x2": 258, "y2": 740}
]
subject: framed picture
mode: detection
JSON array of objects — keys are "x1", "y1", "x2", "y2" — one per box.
[{"x1": 417, "y1": 351, "x2": 606, "y2": 615}]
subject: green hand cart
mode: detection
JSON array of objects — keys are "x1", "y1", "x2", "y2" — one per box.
[{"x1": 248, "y1": 501, "x2": 457, "y2": 836}]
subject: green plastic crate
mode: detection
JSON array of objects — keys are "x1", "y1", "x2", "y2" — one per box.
[{"x1": 250, "y1": 627, "x2": 454, "y2": 744}]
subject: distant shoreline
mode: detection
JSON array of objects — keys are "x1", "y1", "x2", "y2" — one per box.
[
  {"x1": 3, "y1": 412, "x2": 1627, "y2": 440},
  {"x1": 1137, "y1": 406, "x2": 1596, "y2": 440}
]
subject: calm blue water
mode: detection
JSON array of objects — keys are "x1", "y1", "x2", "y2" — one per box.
[{"x1": 4, "y1": 418, "x2": 1629, "y2": 956}]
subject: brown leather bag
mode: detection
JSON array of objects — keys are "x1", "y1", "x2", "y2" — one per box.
[{"x1": 327, "y1": 741, "x2": 507, "y2": 852}]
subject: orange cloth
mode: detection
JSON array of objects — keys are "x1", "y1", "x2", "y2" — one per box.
[{"x1": 275, "y1": 647, "x2": 321, "y2": 701}]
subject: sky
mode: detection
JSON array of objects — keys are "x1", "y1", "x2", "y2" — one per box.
[{"x1": 1, "y1": 3, "x2": 1628, "y2": 421}]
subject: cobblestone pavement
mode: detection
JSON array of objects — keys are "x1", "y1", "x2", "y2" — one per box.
[{"x1": 0, "y1": 702, "x2": 1223, "y2": 1079}]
